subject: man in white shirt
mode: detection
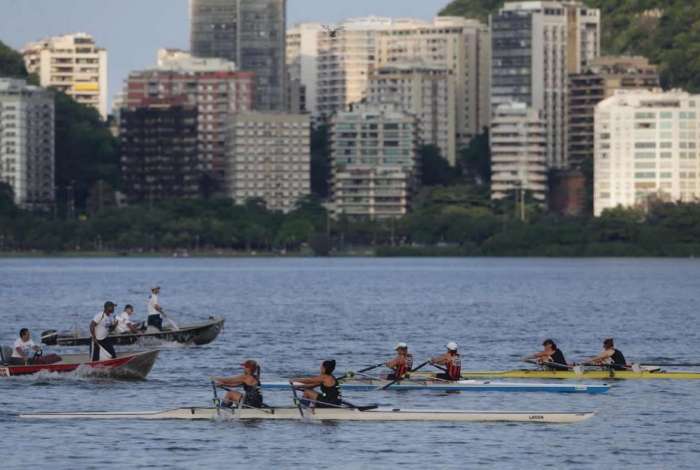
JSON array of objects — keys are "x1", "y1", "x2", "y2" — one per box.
[
  {"x1": 116, "y1": 304, "x2": 141, "y2": 334},
  {"x1": 90, "y1": 301, "x2": 118, "y2": 361},
  {"x1": 147, "y1": 286, "x2": 164, "y2": 331},
  {"x1": 10, "y1": 328, "x2": 41, "y2": 364}
]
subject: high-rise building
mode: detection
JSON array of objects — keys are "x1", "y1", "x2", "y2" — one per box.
[
  {"x1": 367, "y1": 61, "x2": 456, "y2": 165},
  {"x1": 120, "y1": 99, "x2": 200, "y2": 204},
  {"x1": 568, "y1": 56, "x2": 659, "y2": 169},
  {"x1": 190, "y1": 0, "x2": 286, "y2": 112},
  {"x1": 490, "y1": 1, "x2": 600, "y2": 169},
  {"x1": 22, "y1": 33, "x2": 108, "y2": 119},
  {"x1": 377, "y1": 17, "x2": 490, "y2": 146},
  {"x1": 490, "y1": 102, "x2": 548, "y2": 202},
  {"x1": 317, "y1": 17, "x2": 395, "y2": 117},
  {"x1": 286, "y1": 22, "x2": 323, "y2": 115},
  {"x1": 594, "y1": 89, "x2": 700, "y2": 216},
  {"x1": 124, "y1": 50, "x2": 255, "y2": 186},
  {"x1": 331, "y1": 104, "x2": 419, "y2": 219},
  {"x1": 0, "y1": 78, "x2": 55, "y2": 209},
  {"x1": 225, "y1": 112, "x2": 310, "y2": 212}
]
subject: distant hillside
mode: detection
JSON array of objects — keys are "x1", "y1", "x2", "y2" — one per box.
[{"x1": 439, "y1": 0, "x2": 700, "y2": 92}]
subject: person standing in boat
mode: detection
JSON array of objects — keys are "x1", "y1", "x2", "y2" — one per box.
[
  {"x1": 524, "y1": 339, "x2": 569, "y2": 370},
  {"x1": 147, "y1": 286, "x2": 165, "y2": 330},
  {"x1": 586, "y1": 338, "x2": 627, "y2": 370},
  {"x1": 385, "y1": 342, "x2": 414, "y2": 380},
  {"x1": 90, "y1": 301, "x2": 118, "y2": 361},
  {"x1": 430, "y1": 342, "x2": 462, "y2": 381},
  {"x1": 213, "y1": 360, "x2": 264, "y2": 408},
  {"x1": 10, "y1": 328, "x2": 41, "y2": 365},
  {"x1": 116, "y1": 305, "x2": 142, "y2": 334},
  {"x1": 292, "y1": 360, "x2": 342, "y2": 408}
]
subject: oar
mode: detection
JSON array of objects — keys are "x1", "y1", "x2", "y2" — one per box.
[
  {"x1": 522, "y1": 359, "x2": 572, "y2": 370},
  {"x1": 160, "y1": 310, "x2": 180, "y2": 330},
  {"x1": 338, "y1": 362, "x2": 385, "y2": 381},
  {"x1": 640, "y1": 363, "x2": 700, "y2": 368},
  {"x1": 289, "y1": 380, "x2": 305, "y2": 418},
  {"x1": 211, "y1": 380, "x2": 221, "y2": 417},
  {"x1": 379, "y1": 360, "x2": 430, "y2": 391}
]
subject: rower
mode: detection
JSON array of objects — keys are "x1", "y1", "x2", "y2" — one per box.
[
  {"x1": 213, "y1": 360, "x2": 264, "y2": 408},
  {"x1": 292, "y1": 360, "x2": 342, "y2": 408},
  {"x1": 430, "y1": 342, "x2": 462, "y2": 381},
  {"x1": 116, "y1": 305, "x2": 141, "y2": 334},
  {"x1": 586, "y1": 338, "x2": 627, "y2": 370},
  {"x1": 10, "y1": 328, "x2": 41, "y2": 365},
  {"x1": 524, "y1": 339, "x2": 568, "y2": 370},
  {"x1": 385, "y1": 342, "x2": 413, "y2": 380},
  {"x1": 90, "y1": 301, "x2": 118, "y2": 361},
  {"x1": 147, "y1": 286, "x2": 164, "y2": 331}
]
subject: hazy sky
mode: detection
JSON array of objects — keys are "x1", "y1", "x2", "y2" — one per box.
[{"x1": 0, "y1": 0, "x2": 451, "y2": 109}]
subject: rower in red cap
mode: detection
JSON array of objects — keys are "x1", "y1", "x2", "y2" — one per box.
[{"x1": 213, "y1": 360, "x2": 264, "y2": 408}]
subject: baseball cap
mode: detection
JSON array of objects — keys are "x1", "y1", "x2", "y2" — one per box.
[
  {"x1": 446, "y1": 341, "x2": 458, "y2": 351},
  {"x1": 395, "y1": 342, "x2": 408, "y2": 350}
]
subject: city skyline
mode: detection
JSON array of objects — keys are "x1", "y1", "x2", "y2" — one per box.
[{"x1": 0, "y1": 0, "x2": 450, "y2": 109}]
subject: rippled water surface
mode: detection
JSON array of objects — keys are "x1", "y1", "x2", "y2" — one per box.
[{"x1": 1, "y1": 257, "x2": 699, "y2": 469}]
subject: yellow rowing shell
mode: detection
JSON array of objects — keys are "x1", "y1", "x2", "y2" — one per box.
[{"x1": 414, "y1": 369, "x2": 700, "y2": 380}]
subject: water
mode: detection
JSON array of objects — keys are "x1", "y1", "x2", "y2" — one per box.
[{"x1": 0, "y1": 257, "x2": 699, "y2": 469}]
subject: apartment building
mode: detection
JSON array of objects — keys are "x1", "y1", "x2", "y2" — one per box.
[
  {"x1": 331, "y1": 104, "x2": 419, "y2": 219},
  {"x1": 124, "y1": 50, "x2": 255, "y2": 185},
  {"x1": 225, "y1": 112, "x2": 310, "y2": 212},
  {"x1": 377, "y1": 16, "x2": 490, "y2": 146},
  {"x1": 286, "y1": 22, "x2": 323, "y2": 115},
  {"x1": 568, "y1": 56, "x2": 659, "y2": 169},
  {"x1": 367, "y1": 61, "x2": 456, "y2": 165},
  {"x1": 22, "y1": 33, "x2": 108, "y2": 119},
  {"x1": 594, "y1": 89, "x2": 700, "y2": 216},
  {"x1": 490, "y1": 102, "x2": 548, "y2": 202},
  {"x1": 190, "y1": 0, "x2": 286, "y2": 111},
  {"x1": 0, "y1": 78, "x2": 55, "y2": 209}
]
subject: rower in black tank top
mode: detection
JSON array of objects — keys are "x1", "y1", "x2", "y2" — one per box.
[
  {"x1": 243, "y1": 377, "x2": 263, "y2": 407},
  {"x1": 546, "y1": 348, "x2": 568, "y2": 370},
  {"x1": 317, "y1": 376, "x2": 341, "y2": 407},
  {"x1": 610, "y1": 349, "x2": 627, "y2": 370}
]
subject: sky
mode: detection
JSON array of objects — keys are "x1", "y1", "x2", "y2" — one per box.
[{"x1": 0, "y1": 0, "x2": 451, "y2": 110}]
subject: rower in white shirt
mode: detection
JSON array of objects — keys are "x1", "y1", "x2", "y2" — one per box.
[
  {"x1": 116, "y1": 305, "x2": 141, "y2": 334},
  {"x1": 147, "y1": 287, "x2": 165, "y2": 331},
  {"x1": 11, "y1": 328, "x2": 41, "y2": 365},
  {"x1": 90, "y1": 301, "x2": 118, "y2": 361}
]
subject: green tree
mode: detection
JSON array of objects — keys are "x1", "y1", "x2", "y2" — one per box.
[
  {"x1": 458, "y1": 131, "x2": 490, "y2": 185},
  {"x1": 310, "y1": 122, "x2": 331, "y2": 198},
  {"x1": 419, "y1": 145, "x2": 458, "y2": 186}
]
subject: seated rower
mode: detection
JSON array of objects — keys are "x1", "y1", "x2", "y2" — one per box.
[
  {"x1": 586, "y1": 338, "x2": 627, "y2": 370},
  {"x1": 292, "y1": 360, "x2": 342, "y2": 408},
  {"x1": 213, "y1": 360, "x2": 264, "y2": 408},
  {"x1": 430, "y1": 342, "x2": 462, "y2": 381},
  {"x1": 524, "y1": 339, "x2": 569, "y2": 370},
  {"x1": 385, "y1": 342, "x2": 414, "y2": 380},
  {"x1": 116, "y1": 305, "x2": 141, "y2": 334},
  {"x1": 10, "y1": 328, "x2": 41, "y2": 365}
]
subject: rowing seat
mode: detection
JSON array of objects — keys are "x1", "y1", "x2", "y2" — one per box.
[{"x1": 0, "y1": 346, "x2": 12, "y2": 365}]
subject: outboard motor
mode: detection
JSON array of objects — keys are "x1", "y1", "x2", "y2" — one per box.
[{"x1": 41, "y1": 330, "x2": 58, "y2": 346}]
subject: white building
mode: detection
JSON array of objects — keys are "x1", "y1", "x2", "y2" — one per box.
[
  {"x1": 286, "y1": 23, "x2": 323, "y2": 115},
  {"x1": 225, "y1": 112, "x2": 310, "y2": 212},
  {"x1": 317, "y1": 17, "x2": 395, "y2": 117},
  {"x1": 490, "y1": 102, "x2": 548, "y2": 202},
  {"x1": 377, "y1": 17, "x2": 490, "y2": 146},
  {"x1": 22, "y1": 33, "x2": 108, "y2": 119},
  {"x1": 491, "y1": 1, "x2": 600, "y2": 169},
  {"x1": 367, "y1": 61, "x2": 456, "y2": 165},
  {"x1": 331, "y1": 104, "x2": 419, "y2": 219},
  {"x1": 594, "y1": 89, "x2": 700, "y2": 216},
  {"x1": 0, "y1": 78, "x2": 55, "y2": 209}
]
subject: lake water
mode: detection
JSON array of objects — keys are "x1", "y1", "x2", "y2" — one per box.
[{"x1": 0, "y1": 257, "x2": 699, "y2": 469}]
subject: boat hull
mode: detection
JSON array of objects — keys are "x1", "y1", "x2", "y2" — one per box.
[
  {"x1": 0, "y1": 350, "x2": 159, "y2": 380},
  {"x1": 42, "y1": 317, "x2": 224, "y2": 347},
  {"x1": 19, "y1": 407, "x2": 595, "y2": 423},
  {"x1": 262, "y1": 380, "x2": 608, "y2": 394},
  {"x1": 415, "y1": 369, "x2": 700, "y2": 380}
]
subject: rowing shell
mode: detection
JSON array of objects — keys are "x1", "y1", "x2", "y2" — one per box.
[
  {"x1": 414, "y1": 369, "x2": 700, "y2": 380},
  {"x1": 19, "y1": 407, "x2": 595, "y2": 423},
  {"x1": 262, "y1": 380, "x2": 609, "y2": 394}
]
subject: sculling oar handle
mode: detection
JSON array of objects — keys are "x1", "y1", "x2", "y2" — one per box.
[{"x1": 379, "y1": 360, "x2": 430, "y2": 391}]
